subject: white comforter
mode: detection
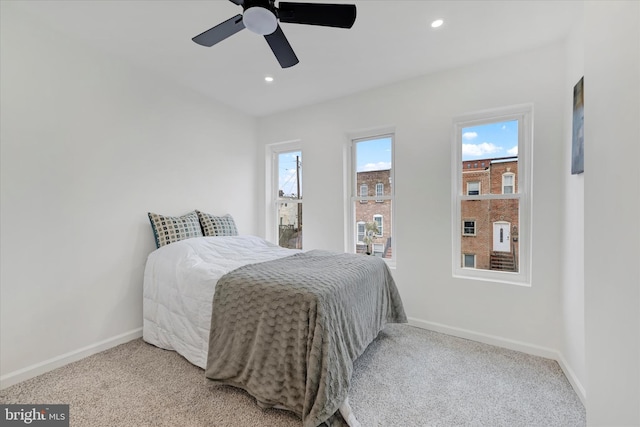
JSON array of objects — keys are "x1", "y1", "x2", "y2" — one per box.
[{"x1": 143, "y1": 235, "x2": 300, "y2": 368}]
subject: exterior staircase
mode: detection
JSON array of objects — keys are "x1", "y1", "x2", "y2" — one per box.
[
  {"x1": 383, "y1": 237, "x2": 392, "y2": 259},
  {"x1": 384, "y1": 247, "x2": 392, "y2": 259},
  {"x1": 490, "y1": 251, "x2": 517, "y2": 272}
]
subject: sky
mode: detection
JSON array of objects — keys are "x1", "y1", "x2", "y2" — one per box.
[
  {"x1": 356, "y1": 137, "x2": 392, "y2": 172},
  {"x1": 278, "y1": 126, "x2": 512, "y2": 195},
  {"x1": 278, "y1": 137, "x2": 393, "y2": 197},
  {"x1": 462, "y1": 119, "x2": 518, "y2": 161},
  {"x1": 278, "y1": 151, "x2": 301, "y2": 197}
]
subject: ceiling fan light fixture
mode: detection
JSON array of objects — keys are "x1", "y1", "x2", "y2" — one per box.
[
  {"x1": 243, "y1": 6, "x2": 278, "y2": 35},
  {"x1": 192, "y1": 1, "x2": 357, "y2": 69}
]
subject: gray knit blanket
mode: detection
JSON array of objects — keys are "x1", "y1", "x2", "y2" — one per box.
[{"x1": 205, "y1": 250, "x2": 407, "y2": 427}]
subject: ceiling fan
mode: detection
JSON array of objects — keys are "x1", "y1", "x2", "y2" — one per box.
[{"x1": 192, "y1": 0, "x2": 357, "y2": 68}]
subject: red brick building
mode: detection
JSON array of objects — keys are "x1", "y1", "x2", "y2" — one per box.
[
  {"x1": 355, "y1": 169, "x2": 392, "y2": 258},
  {"x1": 461, "y1": 156, "x2": 519, "y2": 271}
]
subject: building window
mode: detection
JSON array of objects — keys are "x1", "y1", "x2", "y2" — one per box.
[
  {"x1": 373, "y1": 214, "x2": 383, "y2": 236},
  {"x1": 356, "y1": 221, "x2": 365, "y2": 244},
  {"x1": 463, "y1": 220, "x2": 476, "y2": 236},
  {"x1": 349, "y1": 132, "x2": 394, "y2": 261},
  {"x1": 467, "y1": 181, "x2": 480, "y2": 196},
  {"x1": 463, "y1": 254, "x2": 476, "y2": 268},
  {"x1": 502, "y1": 173, "x2": 515, "y2": 194},
  {"x1": 359, "y1": 184, "x2": 368, "y2": 203},
  {"x1": 452, "y1": 104, "x2": 532, "y2": 285},
  {"x1": 376, "y1": 183, "x2": 384, "y2": 202},
  {"x1": 268, "y1": 144, "x2": 303, "y2": 249}
]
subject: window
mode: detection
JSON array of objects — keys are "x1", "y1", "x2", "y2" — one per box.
[
  {"x1": 463, "y1": 254, "x2": 476, "y2": 268},
  {"x1": 373, "y1": 214, "x2": 383, "y2": 236},
  {"x1": 348, "y1": 132, "x2": 394, "y2": 262},
  {"x1": 502, "y1": 173, "x2": 515, "y2": 194},
  {"x1": 463, "y1": 220, "x2": 476, "y2": 236},
  {"x1": 356, "y1": 221, "x2": 365, "y2": 244},
  {"x1": 269, "y1": 144, "x2": 303, "y2": 249},
  {"x1": 452, "y1": 104, "x2": 532, "y2": 285},
  {"x1": 376, "y1": 183, "x2": 384, "y2": 202},
  {"x1": 360, "y1": 184, "x2": 368, "y2": 203}
]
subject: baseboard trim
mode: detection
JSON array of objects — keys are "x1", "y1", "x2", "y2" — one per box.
[
  {"x1": 0, "y1": 327, "x2": 143, "y2": 390},
  {"x1": 555, "y1": 351, "x2": 587, "y2": 406},
  {"x1": 407, "y1": 317, "x2": 586, "y2": 405},
  {"x1": 2, "y1": 321, "x2": 587, "y2": 406}
]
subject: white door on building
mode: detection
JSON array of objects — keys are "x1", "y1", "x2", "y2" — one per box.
[{"x1": 493, "y1": 221, "x2": 511, "y2": 252}]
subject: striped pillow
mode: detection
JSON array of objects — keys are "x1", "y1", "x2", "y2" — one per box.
[
  {"x1": 196, "y1": 211, "x2": 238, "y2": 237},
  {"x1": 148, "y1": 211, "x2": 203, "y2": 248}
]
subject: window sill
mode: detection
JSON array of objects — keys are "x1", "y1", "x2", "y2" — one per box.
[{"x1": 452, "y1": 271, "x2": 530, "y2": 287}]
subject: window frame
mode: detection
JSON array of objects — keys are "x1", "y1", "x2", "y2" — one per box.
[
  {"x1": 502, "y1": 172, "x2": 515, "y2": 194},
  {"x1": 346, "y1": 128, "x2": 395, "y2": 266},
  {"x1": 373, "y1": 214, "x2": 383, "y2": 237},
  {"x1": 267, "y1": 141, "x2": 303, "y2": 248},
  {"x1": 359, "y1": 184, "x2": 368, "y2": 203},
  {"x1": 375, "y1": 182, "x2": 384, "y2": 202},
  {"x1": 462, "y1": 220, "x2": 476, "y2": 236},
  {"x1": 467, "y1": 181, "x2": 481, "y2": 196},
  {"x1": 463, "y1": 253, "x2": 476, "y2": 268},
  {"x1": 451, "y1": 104, "x2": 532, "y2": 286},
  {"x1": 356, "y1": 221, "x2": 366, "y2": 244}
]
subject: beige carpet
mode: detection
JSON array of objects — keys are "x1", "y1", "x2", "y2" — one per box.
[{"x1": 0, "y1": 324, "x2": 585, "y2": 426}]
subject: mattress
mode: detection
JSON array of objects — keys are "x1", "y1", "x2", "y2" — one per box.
[{"x1": 143, "y1": 235, "x2": 300, "y2": 368}]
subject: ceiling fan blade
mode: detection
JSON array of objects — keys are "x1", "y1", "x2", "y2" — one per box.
[
  {"x1": 278, "y1": 2, "x2": 356, "y2": 28},
  {"x1": 264, "y1": 25, "x2": 299, "y2": 68},
  {"x1": 192, "y1": 14, "x2": 245, "y2": 47},
  {"x1": 228, "y1": 0, "x2": 244, "y2": 4}
]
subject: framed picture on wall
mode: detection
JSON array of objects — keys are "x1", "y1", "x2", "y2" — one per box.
[{"x1": 571, "y1": 76, "x2": 584, "y2": 175}]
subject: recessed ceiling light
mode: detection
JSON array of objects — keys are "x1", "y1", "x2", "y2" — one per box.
[
  {"x1": 265, "y1": 76, "x2": 274, "y2": 83},
  {"x1": 431, "y1": 19, "x2": 444, "y2": 28}
]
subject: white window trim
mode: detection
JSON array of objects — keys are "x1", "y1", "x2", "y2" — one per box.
[
  {"x1": 463, "y1": 253, "x2": 476, "y2": 268},
  {"x1": 373, "y1": 214, "x2": 383, "y2": 237},
  {"x1": 502, "y1": 172, "x2": 515, "y2": 194},
  {"x1": 345, "y1": 127, "x2": 396, "y2": 267},
  {"x1": 376, "y1": 183, "x2": 384, "y2": 202},
  {"x1": 360, "y1": 184, "x2": 368, "y2": 203},
  {"x1": 266, "y1": 140, "x2": 302, "y2": 246},
  {"x1": 467, "y1": 181, "x2": 481, "y2": 196},
  {"x1": 462, "y1": 220, "x2": 476, "y2": 236},
  {"x1": 451, "y1": 104, "x2": 532, "y2": 286},
  {"x1": 356, "y1": 221, "x2": 366, "y2": 244}
]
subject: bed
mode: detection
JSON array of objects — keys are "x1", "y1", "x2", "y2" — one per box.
[{"x1": 143, "y1": 235, "x2": 406, "y2": 427}]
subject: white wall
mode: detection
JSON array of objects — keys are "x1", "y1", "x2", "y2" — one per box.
[
  {"x1": 0, "y1": 6, "x2": 258, "y2": 384},
  {"x1": 560, "y1": 7, "x2": 586, "y2": 400},
  {"x1": 257, "y1": 42, "x2": 568, "y2": 356},
  {"x1": 584, "y1": 1, "x2": 640, "y2": 425}
]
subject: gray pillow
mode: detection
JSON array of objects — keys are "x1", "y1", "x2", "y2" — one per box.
[
  {"x1": 196, "y1": 211, "x2": 238, "y2": 237},
  {"x1": 148, "y1": 211, "x2": 203, "y2": 248}
]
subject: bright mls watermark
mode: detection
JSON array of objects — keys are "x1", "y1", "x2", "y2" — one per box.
[{"x1": 1, "y1": 405, "x2": 69, "y2": 426}]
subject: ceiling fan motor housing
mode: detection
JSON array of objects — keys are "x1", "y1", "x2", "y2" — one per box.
[{"x1": 242, "y1": 0, "x2": 278, "y2": 35}]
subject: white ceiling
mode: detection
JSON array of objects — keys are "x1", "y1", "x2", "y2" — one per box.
[{"x1": 6, "y1": 0, "x2": 582, "y2": 117}]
